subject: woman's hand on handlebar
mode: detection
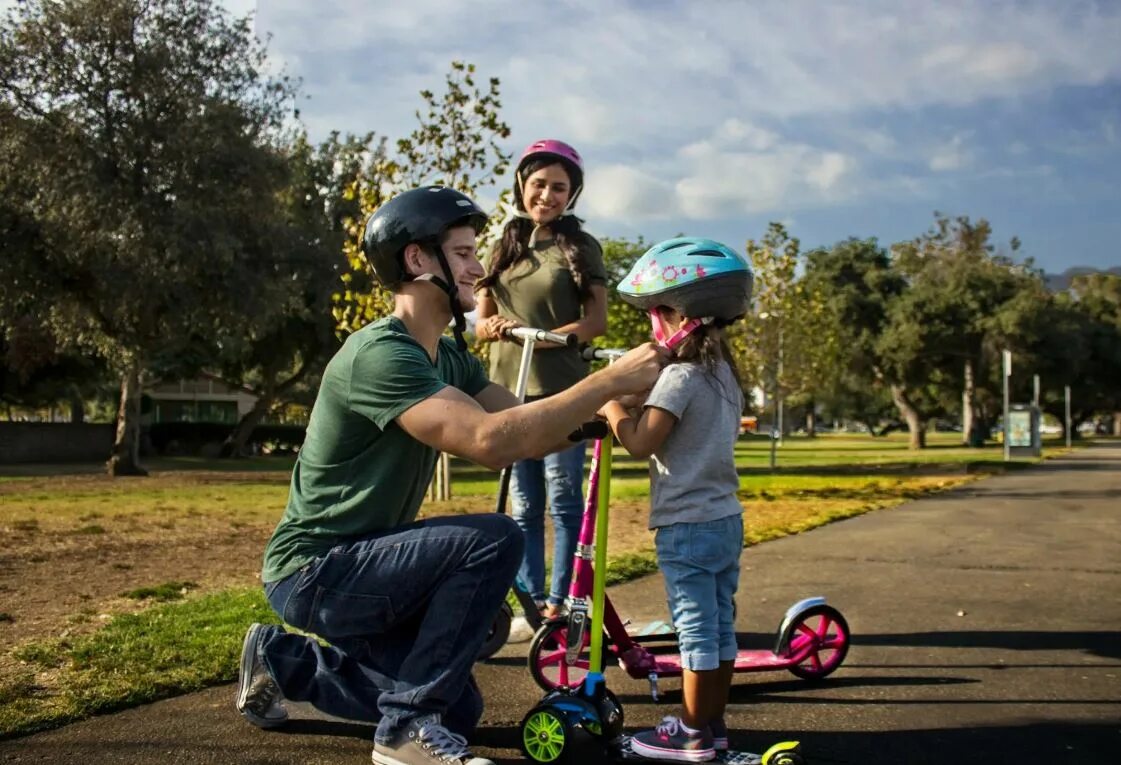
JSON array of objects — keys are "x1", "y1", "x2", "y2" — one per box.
[{"x1": 477, "y1": 315, "x2": 520, "y2": 342}]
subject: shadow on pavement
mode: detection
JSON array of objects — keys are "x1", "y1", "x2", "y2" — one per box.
[
  {"x1": 853, "y1": 630, "x2": 1121, "y2": 660},
  {"x1": 477, "y1": 721, "x2": 1120, "y2": 765}
]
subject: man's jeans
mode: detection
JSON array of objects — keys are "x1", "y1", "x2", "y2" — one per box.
[
  {"x1": 257, "y1": 514, "x2": 523, "y2": 743},
  {"x1": 509, "y1": 441, "x2": 585, "y2": 608}
]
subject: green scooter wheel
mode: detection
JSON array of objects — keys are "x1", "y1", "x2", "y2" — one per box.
[
  {"x1": 521, "y1": 707, "x2": 569, "y2": 764},
  {"x1": 761, "y1": 740, "x2": 805, "y2": 765}
]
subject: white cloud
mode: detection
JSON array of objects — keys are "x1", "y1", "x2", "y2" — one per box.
[
  {"x1": 929, "y1": 134, "x2": 973, "y2": 172},
  {"x1": 582, "y1": 165, "x2": 676, "y2": 221},
  {"x1": 673, "y1": 131, "x2": 859, "y2": 218}
]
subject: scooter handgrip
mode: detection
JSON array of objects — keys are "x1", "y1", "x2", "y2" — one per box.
[
  {"x1": 504, "y1": 327, "x2": 578, "y2": 347},
  {"x1": 566, "y1": 420, "x2": 610, "y2": 442}
]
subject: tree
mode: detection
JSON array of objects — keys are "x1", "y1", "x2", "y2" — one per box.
[
  {"x1": 801, "y1": 238, "x2": 903, "y2": 434},
  {"x1": 600, "y1": 236, "x2": 651, "y2": 350},
  {"x1": 743, "y1": 223, "x2": 834, "y2": 434},
  {"x1": 0, "y1": 0, "x2": 296, "y2": 474},
  {"x1": 216, "y1": 131, "x2": 384, "y2": 456},
  {"x1": 881, "y1": 214, "x2": 1028, "y2": 448},
  {"x1": 1067, "y1": 274, "x2": 1121, "y2": 434},
  {"x1": 334, "y1": 61, "x2": 512, "y2": 335}
]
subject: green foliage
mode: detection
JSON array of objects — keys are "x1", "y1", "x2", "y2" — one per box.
[
  {"x1": 802, "y1": 238, "x2": 903, "y2": 431},
  {"x1": 0, "y1": 0, "x2": 298, "y2": 473},
  {"x1": 877, "y1": 214, "x2": 1038, "y2": 446},
  {"x1": 600, "y1": 236, "x2": 652, "y2": 350}
]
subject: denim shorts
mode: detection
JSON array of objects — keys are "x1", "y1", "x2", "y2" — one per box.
[{"x1": 654, "y1": 514, "x2": 744, "y2": 671}]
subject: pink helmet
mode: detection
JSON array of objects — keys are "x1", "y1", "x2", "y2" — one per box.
[
  {"x1": 518, "y1": 139, "x2": 583, "y2": 174},
  {"x1": 514, "y1": 139, "x2": 584, "y2": 213}
]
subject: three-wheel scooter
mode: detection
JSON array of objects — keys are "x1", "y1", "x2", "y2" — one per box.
[{"x1": 519, "y1": 346, "x2": 815, "y2": 765}]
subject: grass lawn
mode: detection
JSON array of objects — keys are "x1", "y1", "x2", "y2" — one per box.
[{"x1": 0, "y1": 432, "x2": 1076, "y2": 738}]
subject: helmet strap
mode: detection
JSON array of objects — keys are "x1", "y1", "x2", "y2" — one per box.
[
  {"x1": 649, "y1": 309, "x2": 706, "y2": 351},
  {"x1": 415, "y1": 246, "x2": 468, "y2": 351}
]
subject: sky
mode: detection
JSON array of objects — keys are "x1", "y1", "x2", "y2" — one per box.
[{"x1": 28, "y1": 0, "x2": 1121, "y2": 272}]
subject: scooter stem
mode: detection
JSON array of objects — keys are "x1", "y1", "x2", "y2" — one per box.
[{"x1": 588, "y1": 435, "x2": 612, "y2": 676}]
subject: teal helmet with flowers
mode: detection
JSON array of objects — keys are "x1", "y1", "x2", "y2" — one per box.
[{"x1": 617, "y1": 237, "x2": 753, "y2": 321}]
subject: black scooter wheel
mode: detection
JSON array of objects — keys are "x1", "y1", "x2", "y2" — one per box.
[
  {"x1": 528, "y1": 618, "x2": 595, "y2": 692},
  {"x1": 477, "y1": 601, "x2": 513, "y2": 660}
]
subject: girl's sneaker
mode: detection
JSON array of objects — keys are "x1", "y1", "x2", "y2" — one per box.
[
  {"x1": 630, "y1": 716, "x2": 715, "y2": 762},
  {"x1": 709, "y1": 717, "x2": 729, "y2": 751}
]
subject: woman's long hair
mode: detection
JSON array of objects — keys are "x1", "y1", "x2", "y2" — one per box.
[{"x1": 477, "y1": 159, "x2": 595, "y2": 298}]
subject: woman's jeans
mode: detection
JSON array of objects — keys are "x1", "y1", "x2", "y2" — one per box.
[
  {"x1": 257, "y1": 514, "x2": 523, "y2": 744},
  {"x1": 509, "y1": 441, "x2": 585, "y2": 608}
]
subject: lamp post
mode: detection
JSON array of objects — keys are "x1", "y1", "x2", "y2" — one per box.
[{"x1": 759, "y1": 311, "x2": 783, "y2": 448}]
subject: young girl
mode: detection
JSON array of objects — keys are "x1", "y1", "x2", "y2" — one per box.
[
  {"x1": 475, "y1": 140, "x2": 608, "y2": 634},
  {"x1": 600, "y1": 237, "x2": 754, "y2": 763}
]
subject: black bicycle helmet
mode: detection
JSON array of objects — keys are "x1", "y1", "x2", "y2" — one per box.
[
  {"x1": 362, "y1": 186, "x2": 487, "y2": 349},
  {"x1": 363, "y1": 186, "x2": 488, "y2": 289}
]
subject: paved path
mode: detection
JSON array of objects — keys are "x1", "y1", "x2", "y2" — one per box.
[{"x1": 3, "y1": 445, "x2": 1119, "y2": 764}]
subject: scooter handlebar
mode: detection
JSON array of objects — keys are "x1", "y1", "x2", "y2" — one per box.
[
  {"x1": 580, "y1": 346, "x2": 628, "y2": 362},
  {"x1": 502, "y1": 327, "x2": 578, "y2": 348}
]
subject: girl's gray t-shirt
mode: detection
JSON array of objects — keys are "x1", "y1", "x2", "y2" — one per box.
[{"x1": 643, "y1": 360, "x2": 744, "y2": 530}]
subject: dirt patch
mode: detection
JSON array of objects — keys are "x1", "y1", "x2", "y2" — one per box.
[{"x1": 0, "y1": 471, "x2": 656, "y2": 656}]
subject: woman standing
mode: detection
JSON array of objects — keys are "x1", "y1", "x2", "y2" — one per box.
[{"x1": 475, "y1": 139, "x2": 607, "y2": 638}]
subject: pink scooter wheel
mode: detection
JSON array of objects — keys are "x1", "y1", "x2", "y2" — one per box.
[
  {"x1": 528, "y1": 618, "x2": 595, "y2": 691},
  {"x1": 783, "y1": 604, "x2": 850, "y2": 680}
]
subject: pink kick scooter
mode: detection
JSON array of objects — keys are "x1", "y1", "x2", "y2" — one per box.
[{"x1": 526, "y1": 345, "x2": 851, "y2": 699}]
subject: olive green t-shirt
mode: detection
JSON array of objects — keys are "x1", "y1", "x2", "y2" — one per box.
[
  {"x1": 485, "y1": 233, "x2": 607, "y2": 396},
  {"x1": 261, "y1": 315, "x2": 490, "y2": 583}
]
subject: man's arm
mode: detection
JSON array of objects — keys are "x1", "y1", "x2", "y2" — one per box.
[{"x1": 396, "y1": 343, "x2": 667, "y2": 470}]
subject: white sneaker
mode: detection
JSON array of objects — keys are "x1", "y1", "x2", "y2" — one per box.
[{"x1": 506, "y1": 616, "x2": 535, "y2": 643}]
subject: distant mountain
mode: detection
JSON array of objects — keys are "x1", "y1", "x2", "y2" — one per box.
[{"x1": 1045, "y1": 266, "x2": 1121, "y2": 292}]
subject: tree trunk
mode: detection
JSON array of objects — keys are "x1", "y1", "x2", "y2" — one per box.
[
  {"x1": 69, "y1": 390, "x2": 85, "y2": 424},
  {"x1": 107, "y1": 362, "x2": 147, "y2": 476},
  {"x1": 220, "y1": 394, "x2": 272, "y2": 457},
  {"x1": 962, "y1": 360, "x2": 974, "y2": 445},
  {"x1": 805, "y1": 400, "x2": 817, "y2": 438},
  {"x1": 890, "y1": 384, "x2": 926, "y2": 449}
]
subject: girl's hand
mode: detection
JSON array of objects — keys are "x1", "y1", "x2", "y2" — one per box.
[{"x1": 615, "y1": 391, "x2": 649, "y2": 410}]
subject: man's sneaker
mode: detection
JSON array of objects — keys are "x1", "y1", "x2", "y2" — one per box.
[
  {"x1": 373, "y1": 715, "x2": 494, "y2": 765},
  {"x1": 235, "y1": 623, "x2": 288, "y2": 729},
  {"x1": 709, "y1": 717, "x2": 728, "y2": 751},
  {"x1": 506, "y1": 615, "x2": 535, "y2": 643},
  {"x1": 630, "y1": 716, "x2": 715, "y2": 762}
]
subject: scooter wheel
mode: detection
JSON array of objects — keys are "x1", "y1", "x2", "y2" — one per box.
[
  {"x1": 528, "y1": 618, "x2": 591, "y2": 692},
  {"x1": 521, "y1": 706, "x2": 570, "y2": 764},
  {"x1": 785, "y1": 604, "x2": 849, "y2": 680},
  {"x1": 761, "y1": 741, "x2": 805, "y2": 765},
  {"x1": 476, "y1": 601, "x2": 513, "y2": 660}
]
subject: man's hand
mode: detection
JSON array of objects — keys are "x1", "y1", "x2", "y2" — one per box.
[{"x1": 604, "y1": 343, "x2": 669, "y2": 395}]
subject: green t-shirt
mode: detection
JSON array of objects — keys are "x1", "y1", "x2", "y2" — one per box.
[
  {"x1": 262, "y1": 315, "x2": 490, "y2": 583},
  {"x1": 486, "y1": 233, "x2": 607, "y2": 396}
]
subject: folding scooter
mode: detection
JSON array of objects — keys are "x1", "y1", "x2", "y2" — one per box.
[
  {"x1": 477, "y1": 325, "x2": 579, "y2": 659},
  {"x1": 519, "y1": 347, "x2": 807, "y2": 765}
]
